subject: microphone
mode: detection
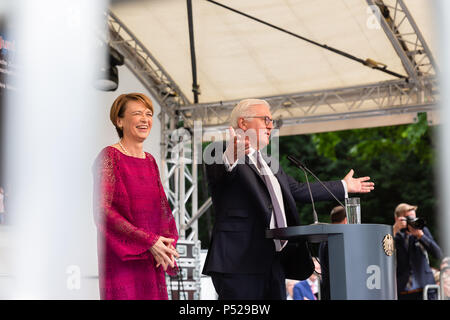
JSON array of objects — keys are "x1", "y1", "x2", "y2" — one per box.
[
  {"x1": 287, "y1": 155, "x2": 319, "y2": 224},
  {"x1": 287, "y1": 155, "x2": 306, "y2": 169},
  {"x1": 287, "y1": 155, "x2": 346, "y2": 223}
]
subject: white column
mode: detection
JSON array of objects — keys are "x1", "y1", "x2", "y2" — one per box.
[
  {"x1": 5, "y1": 0, "x2": 107, "y2": 299},
  {"x1": 436, "y1": 0, "x2": 450, "y2": 258}
]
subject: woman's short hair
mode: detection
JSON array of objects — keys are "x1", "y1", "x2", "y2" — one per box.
[
  {"x1": 110, "y1": 93, "x2": 154, "y2": 138},
  {"x1": 230, "y1": 98, "x2": 270, "y2": 128}
]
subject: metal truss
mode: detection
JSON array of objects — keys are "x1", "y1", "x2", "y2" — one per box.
[
  {"x1": 106, "y1": 11, "x2": 190, "y2": 112},
  {"x1": 179, "y1": 76, "x2": 438, "y2": 134},
  {"x1": 366, "y1": 0, "x2": 437, "y2": 83},
  {"x1": 174, "y1": 0, "x2": 439, "y2": 134},
  {"x1": 162, "y1": 127, "x2": 200, "y2": 241}
]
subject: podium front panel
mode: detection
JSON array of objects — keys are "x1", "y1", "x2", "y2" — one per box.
[{"x1": 266, "y1": 224, "x2": 397, "y2": 300}]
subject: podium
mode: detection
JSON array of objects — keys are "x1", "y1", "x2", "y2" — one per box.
[{"x1": 266, "y1": 224, "x2": 397, "y2": 300}]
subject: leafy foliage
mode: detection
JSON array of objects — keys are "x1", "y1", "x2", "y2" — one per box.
[
  {"x1": 311, "y1": 113, "x2": 434, "y2": 165},
  {"x1": 279, "y1": 114, "x2": 441, "y2": 265}
]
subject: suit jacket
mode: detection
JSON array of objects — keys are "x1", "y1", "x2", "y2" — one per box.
[
  {"x1": 394, "y1": 226, "x2": 443, "y2": 292},
  {"x1": 293, "y1": 280, "x2": 316, "y2": 300},
  {"x1": 202, "y1": 142, "x2": 345, "y2": 276}
]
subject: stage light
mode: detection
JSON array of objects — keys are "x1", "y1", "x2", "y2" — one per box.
[{"x1": 94, "y1": 45, "x2": 124, "y2": 91}]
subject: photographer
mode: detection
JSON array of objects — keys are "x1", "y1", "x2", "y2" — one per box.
[{"x1": 393, "y1": 203, "x2": 443, "y2": 300}]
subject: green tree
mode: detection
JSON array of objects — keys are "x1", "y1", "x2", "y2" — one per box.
[{"x1": 278, "y1": 113, "x2": 441, "y2": 266}]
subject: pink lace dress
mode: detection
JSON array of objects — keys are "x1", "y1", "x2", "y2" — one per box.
[{"x1": 93, "y1": 146, "x2": 178, "y2": 300}]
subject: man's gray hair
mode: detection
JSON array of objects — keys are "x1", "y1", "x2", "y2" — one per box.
[{"x1": 230, "y1": 98, "x2": 271, "y2": 128}]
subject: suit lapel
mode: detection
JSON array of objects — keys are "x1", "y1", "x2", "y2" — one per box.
[
  {"x1": 246, "y1": 153, "x2": 296, "y2": 226},
  {"x1": 245, "y1": 153, "x2": 285, "y2": 197},
  {"x1": 271, "y1": 157, "x2": 299, "y2": 226},
  {"x1": 265, "y1": 155, "x2": 289, "y2": 197},
  {"x1": 245, "y1": 155, "x2": 274, "y2": 225},
  {"x1": 245, "y1": 155, "x2": 266, "y2": 185}
]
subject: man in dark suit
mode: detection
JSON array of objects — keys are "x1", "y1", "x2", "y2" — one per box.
[
  {"x1": 202, "y1": 98, "x2": 375, "y2": 300},
  {"x1": 393, "y1": 203, "x2": 443, "y2": 300}
]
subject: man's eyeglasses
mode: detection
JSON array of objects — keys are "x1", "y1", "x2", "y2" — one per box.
[{"x1": 245, "y1": 116, "x2": 273, "y2": 126}]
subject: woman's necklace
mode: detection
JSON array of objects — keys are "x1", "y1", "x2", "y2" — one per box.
[{"x1": 118, "y1": 140, "x2": 145, "y2": 159}]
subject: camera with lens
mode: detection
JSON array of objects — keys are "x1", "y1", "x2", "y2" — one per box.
[{"x1": 402, "y1": 216, "x2": 426, "y2": 231}]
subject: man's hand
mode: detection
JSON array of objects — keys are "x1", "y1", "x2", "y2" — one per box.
[
  {"x1": 407, "y1": 225, "x2": 424, "y2": 239},
  {"x1": 343, "y1": 169, "x2": 375, "y2": 193},
  {"x1": 224, "y1": 126, "x2": 250, "y2": 165},
  {"x1": 393, "y1": 217, "x2": 407, "y2": 236}
]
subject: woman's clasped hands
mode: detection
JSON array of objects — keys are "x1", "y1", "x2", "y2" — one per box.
[{"x1": 149, "y1": 236, "x2": 180, "y2": 271}]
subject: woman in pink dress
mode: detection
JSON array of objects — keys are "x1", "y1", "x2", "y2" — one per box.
[{"x1": 93, "y1": 93, "x2": 179, "y2": 300}]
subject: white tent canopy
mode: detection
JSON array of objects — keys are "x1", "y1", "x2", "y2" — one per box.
[
  {"x1": 111, "y1": 0, "x2": 436, "y2": 103},
  {"x1": 109, "y1": 0, "x2": 438, "y2": 138}
]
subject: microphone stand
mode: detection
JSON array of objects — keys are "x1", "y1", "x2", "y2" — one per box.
[
  {"x1": 300, "y1": 166, "x2": 320, "y2": 224},
  {"x1": 288, "y1": 155, "x2": 346, "y2": 225}
]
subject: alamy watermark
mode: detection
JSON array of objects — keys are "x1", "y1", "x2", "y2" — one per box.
[
  {"x1": 169, "y1": 121, "x2": 280, "y2": 174},
  {"x1": 66, "y1": 265, "x2": 81, "y2": 290},
  {"x1": 367, "y1": 5, "x2": 382, "y2": 30}
]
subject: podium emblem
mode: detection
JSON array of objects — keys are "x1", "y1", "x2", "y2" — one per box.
[{"x1": 382, "y1": 234, "x2": 394, "y2": 256}]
